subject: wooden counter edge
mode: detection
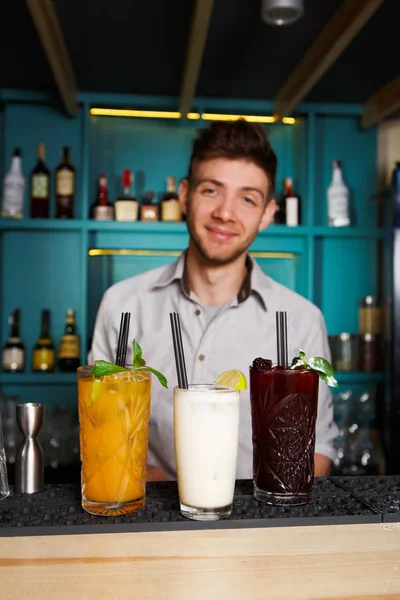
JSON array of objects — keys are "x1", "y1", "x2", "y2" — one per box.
[{"x1": 1, "y1": 522, "x2": 400, "y2": 561}]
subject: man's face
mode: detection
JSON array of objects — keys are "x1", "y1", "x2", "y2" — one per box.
[{"x1": 179, "y1": 157, "x2": 276, "y2": 265}]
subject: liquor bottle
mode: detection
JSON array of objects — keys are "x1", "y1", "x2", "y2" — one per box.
[
  {"x1": 278, "y1": 177, "x2": 301, "y2": 226},
  {"x1": 58, "y1": 309, "x2": 80, "y2": 372},
  {"x1": 327, "y1": 160, "x2": 350, "y2": 227},
  {"x1": 114, "y1": 169, "x2": 139, "y2": 221},
  {"x1": 32, "y1": 309, "x2": 55, "y2": 373},
  {"x1": 273, "y1": 185, "x2": 285, "y2": 224},
  {"x1": 160, "y1": 176, "x2": 181, "y2": 221},
  {"x1": 56, "y1": 147, "x2": 75, "y2": 219},
  {"x1": 30, "y1": 143, "x2": 51, "y2": 218},
  {"x1": 2, "y1": 309, "x2": 25, "y2": 373},
  {"x1": 140, "y1": 190, "x2": 159, "y2": 221},
  {"x1": 91, "y1": 174, "x2": 114, "y2": 220},
  {"x1": 1, "y1": 148, "x2": 25, "y2": 219},
  {"x1": 391, "y1": 161, "x2": 400, "y2": 228}
]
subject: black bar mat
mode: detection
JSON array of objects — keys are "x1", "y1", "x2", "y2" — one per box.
[
  {"x1": 330, "y1": 475, "x2": 400, "y2": 495},
  {"x1": 0, "y1": 477, "x2": 390, "y2": 537},
  {"x1": 330, "y1": 476, "x2": 400, "y2": 523}
]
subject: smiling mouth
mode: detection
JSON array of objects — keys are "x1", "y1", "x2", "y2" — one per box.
[{"x1": 206, "y1": 227, "x2": 237, "y2": 240}]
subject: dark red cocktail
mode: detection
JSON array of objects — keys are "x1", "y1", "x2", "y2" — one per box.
[{"x1": 250, "y1": 361, "x2": 319, "y2": 505}]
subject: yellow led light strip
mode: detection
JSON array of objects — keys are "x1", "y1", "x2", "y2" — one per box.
[
  {"x1": 88, "y1": 249, "x2": 295, "y2": 259},
  {"x1": 90, "y1": 108, "x2": 296, "y2": 124},
  {"x1": 88, "y1": 249, "x2": 182, "y2": 257},
  {"x1": 250, "y1": 251, "x2": 295, "y2": 259},
  {"x1": 90, "y1": 108, "x2": 182, "y2": 119},
  {"x1": 201, "y1": 113, "x2": 276, "y2": 123}
]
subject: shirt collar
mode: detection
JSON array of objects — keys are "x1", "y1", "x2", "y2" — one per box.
[
  {"x1": 152, "y1": 251, "x2": 271, "y2": 310},
  {"x1": 240, "y1": 255, "x2": 272, "y2": 310},
  {"x1": 152, "y1": 251, "x2": 187, "y2": 289}
]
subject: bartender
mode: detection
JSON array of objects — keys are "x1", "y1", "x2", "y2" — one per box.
[{"x1": 89, "y1": 118, "x2": 338, "y2": 480}]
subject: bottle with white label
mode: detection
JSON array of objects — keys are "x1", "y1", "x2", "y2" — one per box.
[
  {"x1": 140, "y1": 190, "x2": 159, "y2": 221},
  {"x1": 2, "y1": 309, "x2": 25, "y2": 373},
  {"x1": 283, "y1": 177, "x2": 300, "y2": 226},
  {"x1": 327, "y1": 160, "x2": 350, "y2": 227},
  {"x1": 161, "y1": 176, "x2": 182, "y2": 221},
  {"x1": 1, "y1": 149, "x2": 25, "y2": 219},
  {"x1": 32, "y1": 309, "x2": 55, "y2": 373},
  {"x1": 91, "y1": 174, "x2": 114, "y2": 220},
  {"x1": 114, "y1": 169, "x2": 139, "y2": 221},
  {"x1": 56, "y1": 147, "x2": 75, "y2": 219}
]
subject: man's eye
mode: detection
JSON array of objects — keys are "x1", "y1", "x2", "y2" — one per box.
[
  {"x1": 202, "y1": 188, "x2": 217, "y2": 195},
  {"x1": 243, "y1": 196, "x2": 256, "y2": 205}
]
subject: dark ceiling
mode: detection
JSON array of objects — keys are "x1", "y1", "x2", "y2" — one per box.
[{"x1": 1, "y1": 0, "x2": 399, "y2": 106}]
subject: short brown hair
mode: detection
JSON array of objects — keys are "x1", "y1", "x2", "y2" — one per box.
[{"x1": 187, "y1": 119, "x2": 277, "y2": 201}]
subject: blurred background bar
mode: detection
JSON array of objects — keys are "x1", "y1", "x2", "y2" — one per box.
[{"x1": 0, "y1": 0, "x2": 399, "y2": 479}]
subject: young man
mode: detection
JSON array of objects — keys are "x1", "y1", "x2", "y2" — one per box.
[{"x1": 89, "y1": 119, "x2": 338, "y2": 480}]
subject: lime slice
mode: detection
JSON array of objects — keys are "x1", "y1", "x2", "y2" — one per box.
[{"x1": 214, "y1": 369, "x2": 247, "y2": 390}]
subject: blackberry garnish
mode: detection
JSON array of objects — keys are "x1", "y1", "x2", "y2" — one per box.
[{"x1": 252, "y1": 357, "x2": 273, "y2": 372}]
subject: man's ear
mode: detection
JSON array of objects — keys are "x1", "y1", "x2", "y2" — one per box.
[
  {"x1": 178, "y1": 179, "x2": 189, "y2": 216},
  {"x1": 258, "y1": 198, "x2": 277, "y2": 232}
]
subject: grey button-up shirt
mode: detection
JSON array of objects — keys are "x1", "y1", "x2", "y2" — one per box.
[{"x1": 89, "y1": 253, "x2": 338, "y2": 479}]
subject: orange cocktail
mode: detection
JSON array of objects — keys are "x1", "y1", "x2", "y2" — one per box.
[{"x1": 77, "y1": 366, "x2": 151, "y2": 516}]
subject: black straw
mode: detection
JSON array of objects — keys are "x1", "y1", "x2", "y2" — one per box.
[
  {"x1": 115, "y1": 313, "x2": 124, "y2": 363},
  {"x1": 121, "y1": 313, "x2": 131, "y2": 367},
  {"x1": 281, "y1": 311, "x2": 288, "y2": 368},
  {"x1": 116, "y1": 312, "x2": 131, "y2": 366},
  {"x1": 276, "y1": 311, "x2": 288, "y2": 368},
  {"x1": 169, "y1": 312, "x2": 188, "y2": 389}
]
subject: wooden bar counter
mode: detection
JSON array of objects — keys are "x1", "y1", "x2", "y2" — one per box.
[
  {"x1": 1, "y1": 478, "x2": 400, "y2": 599},
  {"x1": 1, "y1": 522, "x2": 400, "y2": 599}
]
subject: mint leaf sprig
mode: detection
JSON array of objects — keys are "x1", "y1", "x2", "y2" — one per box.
[
  {"x1": 291, "y1": 349, "x2": 338, "y2": 388},
  {"x1": 91, "y1": 339, "x2": 168, "y2": 389},
  {"x1": 131, "y1": 339, "x2": 168, "y2": 388}
]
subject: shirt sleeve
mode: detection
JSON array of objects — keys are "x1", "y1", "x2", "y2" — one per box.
[
  {"x1": 87, "y1": 289, "x2": 116, "y2": 364},
  {"x1": 306, "y1": 311, "x2": 339, "y2": 462},
  {"x1": 146, "y1": 447, "x2": 160, "y2": 469}
]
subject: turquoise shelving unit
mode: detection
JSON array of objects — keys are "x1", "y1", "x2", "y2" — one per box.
[
  {"x1": 0, "y1": 373, "x2": 76, "y2": 385},
  {"x1": 0, "y1": 90, "x2": 381, "y2": 406},
  {"x1": 335, "y1": 372, "x2": 384, "y2": 385},
  {"x1": 0, "y1": 219, "x2": 385, "y2": 237}
]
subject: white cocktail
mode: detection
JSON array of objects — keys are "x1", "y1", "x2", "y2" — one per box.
[{"x1": 173, "y1": 384, "x2": 240, "y2": 520}]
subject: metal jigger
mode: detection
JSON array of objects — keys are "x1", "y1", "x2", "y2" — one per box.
[{"x1": 15, "y1": 403, "x2": 45, "y2": 494}]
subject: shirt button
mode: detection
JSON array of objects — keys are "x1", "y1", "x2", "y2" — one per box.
[
  {"x1": 198, "y1": 354, "x2": 205, "y2": 361},
  {"x1": 195, "y1": 309, "x2": 201, "y2": 316}
]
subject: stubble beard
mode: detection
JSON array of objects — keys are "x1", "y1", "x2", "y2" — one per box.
[{"x1": 186, "y1": 207, "x2": 259, "y2": 267}]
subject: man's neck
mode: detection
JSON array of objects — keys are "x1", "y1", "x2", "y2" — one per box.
[{"x1": 185, "y1": 245, "x2": 248, "y2": 307}]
